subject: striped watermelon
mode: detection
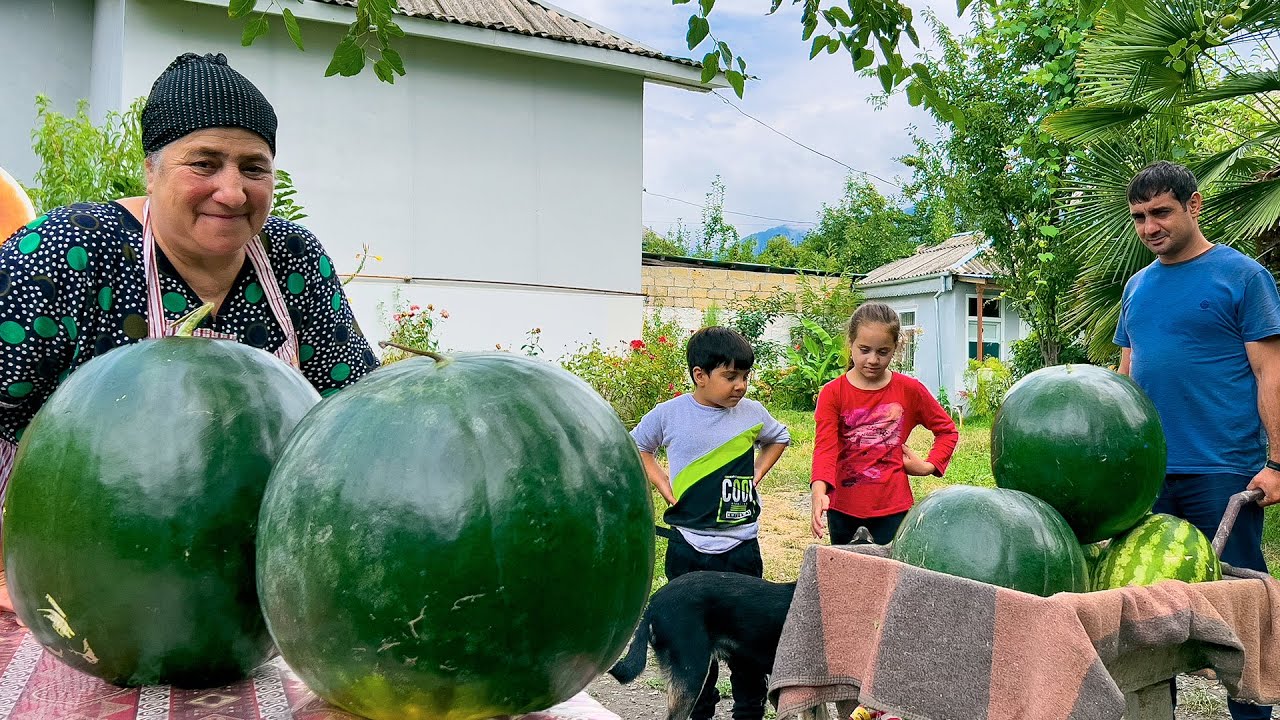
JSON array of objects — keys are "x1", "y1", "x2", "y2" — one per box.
[{"x1": 1092, "y1": 514, "x2": 1221, "y2": 589}]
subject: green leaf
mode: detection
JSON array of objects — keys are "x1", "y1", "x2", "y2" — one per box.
[
  {"x1": 373, "y1": 59, "x2": 394, "y2": 84},
  {"x1": 282, "y1": 8, "x2": 304, "y2": 51},
  {"x1": 699, "y1": 0, "x2": 715, "y2": 14},
  {"x1": 905, "y1": 23, "x2": 920, "y2": 47},
  {"x1": 854, "y1": 48, "x2": 875, "y2": 70},
  {"x1": 686, "y1": 16, "x2": 710, "y2": 50},
  {"x1": 1039, "y1": 225, "x2": 1060, "y2": 237},
  {"x1": 726, "y1": 70, "x2": 745, "y2": 98},
  {"x1": 737, "y1": 56, "x2": 747, "y2": 73},
  {"x1": 906, "y1": 80, "x2": 924, "y2": 106},
  {"x1": 325, "y1": 37, "x2": 365, "y2": 77},
  {"x1": 385, "y1": 22, "x2": 406, "y2": 37},
  {"x1": 701, "y1": 51, "x2": 719, "y2": 84},
  {"x1": 957, "y1": 0, "x2": 977, "y2": 14},
  {"x1": 826, "y1": 6, "x2": 852, "y2": 25},
  {"x1": 877, "y1": 64, "x2": 893, "y2": 93},
  {"x1": 672, "y1": 0, "x2": 691, "y2": 4},
  {"x1": 383, "y1": 48, "x2": 406, "y2": 75},
  {"x1": 1173, "y1": 59, "x2": 1187, "y2": 73},
  {"x1": 241, "y1": 15, "x2": 269, "y2": 47},
  {"x1": 718, "y1": 41, "x2": 732, "y2": 66},
  {"x1": 228, "y1": 0, "x2": 257, "y2": 19},
  {"x1": 810, "y1": 35, "x2": 830, "y2": 59}
]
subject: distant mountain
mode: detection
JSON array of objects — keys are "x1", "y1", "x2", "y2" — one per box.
[{"x1": 743, "y1": 224, "x2": 809, "y2": 254}]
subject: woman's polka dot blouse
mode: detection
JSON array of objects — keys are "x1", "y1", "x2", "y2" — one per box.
[{"x1": 0, "y1": 201, "x2": 379, "y2": 444}]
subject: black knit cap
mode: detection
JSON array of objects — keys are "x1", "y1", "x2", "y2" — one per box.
[{"x1": 141, "y1": 52, "x2": 278, "y2": 155}]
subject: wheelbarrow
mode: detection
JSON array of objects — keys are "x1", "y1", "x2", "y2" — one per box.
[{"x1": 1115, "y1": 488, "x2": 1268, "y2": 720}]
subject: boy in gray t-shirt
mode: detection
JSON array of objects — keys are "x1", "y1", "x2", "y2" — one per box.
[{"x1": 630, "y1": 326, "x2": 789, "y2": 720}]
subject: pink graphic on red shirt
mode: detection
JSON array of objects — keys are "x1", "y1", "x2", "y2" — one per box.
[{"x1": 837, "y1": 403, "x2": 904, "y2": 486}]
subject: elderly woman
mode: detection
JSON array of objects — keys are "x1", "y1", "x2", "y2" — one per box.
[{"x1": 0, "y1": 52, "x2": 378, "y2": 489}]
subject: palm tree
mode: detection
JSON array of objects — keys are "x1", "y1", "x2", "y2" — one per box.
[{"x1": 1042, "y1": 0, "x2": 1280, "y2": 360}]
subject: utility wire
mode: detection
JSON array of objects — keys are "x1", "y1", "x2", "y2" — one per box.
[
  {"x1": 710, "y1": 91, "x2": 903, "y2": 190},
  {"x1": 642, "y1": 189, "x2": 817, "y2": 225}
]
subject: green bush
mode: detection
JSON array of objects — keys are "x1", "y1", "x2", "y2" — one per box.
[
  {"x1": 962, "y1": 357, "x2": 1014, "y2": 419},
  {"x1": 1009, "y1": 331, "x2": 1090, "y2": 379},
  {"x1": 560, "y1": 314, "x2": 691, "y2": 428}
]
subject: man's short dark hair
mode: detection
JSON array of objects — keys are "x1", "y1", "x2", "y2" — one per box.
[
  {"x1": 687, "y1": 326, "x2": 754, "y2": 380},
  {"x1": 1128, "y1": 161, "x2": 1199, "y2": 206}
]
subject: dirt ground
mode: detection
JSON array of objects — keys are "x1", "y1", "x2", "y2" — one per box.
[{"x1": 585, "y1": 661, "x2": 1270, "y2": 720}]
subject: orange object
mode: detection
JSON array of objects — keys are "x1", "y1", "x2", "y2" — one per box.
[{"x1": 0, "y1": 166, "x2": 36, "y2": 241}]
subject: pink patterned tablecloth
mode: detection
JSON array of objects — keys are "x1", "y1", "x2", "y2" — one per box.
[{"x1": 0, "y1": 613, "x2": 622, "y2": 720}]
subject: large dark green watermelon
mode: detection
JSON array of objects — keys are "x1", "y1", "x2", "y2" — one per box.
[
  {"x1": 991, "y1": 364, "x2": 1165, "y2": 544},
  {"x1": 3, "y1": 335, "x2": 319, "y2": 687},
  {"x1": 890, "y1": 485, "x2": 1090, "y2": 596},
  {"x1": 256, "y1": 353, "x2": 654, "y2": 720}
]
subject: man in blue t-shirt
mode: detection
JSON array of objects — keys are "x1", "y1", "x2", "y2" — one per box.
[{"x1": 1115, "y1": 160, "x2": 1280, "y2": 720}]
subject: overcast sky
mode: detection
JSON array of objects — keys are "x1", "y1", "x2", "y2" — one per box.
[{"x1": 543, "y1": 0, "x2": 970, "y2": 239}]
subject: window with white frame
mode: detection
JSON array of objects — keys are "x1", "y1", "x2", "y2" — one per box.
[
  {"x1": 967, "y1": 295, "x2": 1002, "y2": 360},
  {"x1": 892, "y1": 308, "x2": 918, "y2": 374}
]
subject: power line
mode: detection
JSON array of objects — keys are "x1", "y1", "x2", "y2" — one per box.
[
  {"x1": 642, "y1": 189, "x2": 818, "y2": 225},
  {"x1": 709, "y1": 91, "x2": 903, "y2": 190}
]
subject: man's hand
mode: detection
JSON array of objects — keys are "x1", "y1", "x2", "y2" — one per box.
[
  {"x1": 1247, "y1": 465, "x2": 1280, "y2": 507},
  {"x1": 811, "y1": 483, "x2": 830, "y2": 539},
  {"x1": 902, "y1": 446, "x2": 936, "y2": 476}
]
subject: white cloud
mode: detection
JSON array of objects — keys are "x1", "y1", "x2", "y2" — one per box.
[{"x1": 546, "y1": 0, "x2": 968, "y2": 240}]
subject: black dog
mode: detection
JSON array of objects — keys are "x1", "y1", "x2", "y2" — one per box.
[{"x1": 609, "y1": 571, "x2": 798, "y2": 720}]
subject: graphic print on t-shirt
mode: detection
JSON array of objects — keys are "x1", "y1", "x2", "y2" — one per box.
[
  {"x1": 664, "y1": 423, "x2": 763, "y2": 529},
  {"x1": 837, "y1": 402, "x2": 903, "y2": 487}
]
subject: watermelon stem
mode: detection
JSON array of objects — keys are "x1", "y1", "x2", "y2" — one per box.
[
  {"x1": 173, "y1": 302, "x2": 216, "y2": 337},
  {"x1": 378, "y1": 341, "x2": 448, "y2": 364}
]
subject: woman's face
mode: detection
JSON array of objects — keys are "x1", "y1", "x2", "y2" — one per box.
[{"x1": 145, "y1": 127, "x2": 274, "y2": 259}]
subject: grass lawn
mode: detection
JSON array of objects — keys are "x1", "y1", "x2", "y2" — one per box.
[{"x1": 651, "y1": 409, "x2": 1280, "y2": 585}]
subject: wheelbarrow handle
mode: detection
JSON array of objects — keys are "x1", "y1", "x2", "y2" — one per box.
[{"x1": 1210, "y1": 489, "x2": 1266, "y2": 558}]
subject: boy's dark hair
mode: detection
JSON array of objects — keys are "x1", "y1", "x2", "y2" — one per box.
[
  {"x1": 687, "y1": 326, "x2": 754, "y2": 381},
  {"x1": 1127, "y1": 161, "x2": 1199, "y2": 206}
]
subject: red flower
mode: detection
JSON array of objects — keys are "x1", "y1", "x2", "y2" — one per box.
[
  {"x1": 630, "y1": 339, "x2": 646, "y2": 350},
  {"x1": 673, "y1": 391, "x2": 683, "y2": 397},
  {"x1": 658, "y1": 336, "x2": 669, "y2": 344},
  {"x1": 667, "y1": 383, "x2": 674, "y2": 391},
  {"x1": 795, "y1": 344, "x2": 802, "y2": 350},
  {"x1": 410, "y1": 304, "x2": 420, "y2": 311}
]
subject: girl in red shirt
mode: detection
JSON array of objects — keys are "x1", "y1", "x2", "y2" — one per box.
[{"x1": 810, "y1": 302, "x2": 958, "y2": 545}]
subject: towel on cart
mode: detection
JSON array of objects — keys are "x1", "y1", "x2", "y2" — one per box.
[{"x1": 769, "y1": 544, "x2": 1280, "y2": 720}]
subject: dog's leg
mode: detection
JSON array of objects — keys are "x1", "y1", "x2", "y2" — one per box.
[{"x1": 664, "y1": 656, "x2": 713, "y2": 720}]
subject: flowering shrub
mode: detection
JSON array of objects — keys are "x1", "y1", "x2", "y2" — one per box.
[
  {"x1": 560, "y1": 315, "x2": 690, "y2": 428},
  {"x1": 379, "y1": 293, "x2": 449, "y2": 364}
]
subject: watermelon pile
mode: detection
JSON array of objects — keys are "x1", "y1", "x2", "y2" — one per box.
[{"x1": 891, "y1": 363, "x2": 1221, "y2": 595}]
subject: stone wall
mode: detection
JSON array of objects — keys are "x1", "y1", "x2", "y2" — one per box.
[{"x1": 640, "y1": 264, "x2": 846, "y2": 341}]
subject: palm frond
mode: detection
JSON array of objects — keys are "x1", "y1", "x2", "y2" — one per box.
[
  {"x1": 1183, "y1": 70, "x2": 1280, "y2": 104},
  {"x1": 1042, "y1": 104, "x2": 1152, "y2": 143},
  {"x1": 1201, "y1": 174, "x2": 1280, "y2": 246}
]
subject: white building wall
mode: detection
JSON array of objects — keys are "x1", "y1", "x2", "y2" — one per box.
[
  {"x1": 0, "y1": 0, "x2": 96, "y2": 185},
  {"x1": 17, "y1": 0, "x2": 648, "y2": 359}
]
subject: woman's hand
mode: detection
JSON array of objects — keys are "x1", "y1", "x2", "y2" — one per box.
[
  {"x1": 810, "y1": 483, "x2": 830, "y2": 539},
  {"x1": 902, "y1": 446, "x2": 936, "y2": 476}
]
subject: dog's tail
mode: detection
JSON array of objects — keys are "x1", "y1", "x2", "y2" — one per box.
[{"x1": 608, "y1": 611, "x2": 652, "y2": 684}]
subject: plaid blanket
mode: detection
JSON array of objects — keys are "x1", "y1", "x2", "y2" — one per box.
[
  {"x1": 769, "y1": 544, "x2": 1280, "y2": 720},
  {"x1": 0, "y1": 612, "x2": 621, "y2": 720}
]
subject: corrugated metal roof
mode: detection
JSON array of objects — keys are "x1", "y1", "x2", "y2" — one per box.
[
  {"x1": 312, "y1": 0, "x2": 698, "y2": 68},
  {"x1": 859, "y1": 232, "x2": 1003, "y2": 286}
]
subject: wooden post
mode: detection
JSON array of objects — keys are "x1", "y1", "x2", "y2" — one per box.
[{"x1": 976, "y1": 284, "x2": 985, "y2": 362}]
